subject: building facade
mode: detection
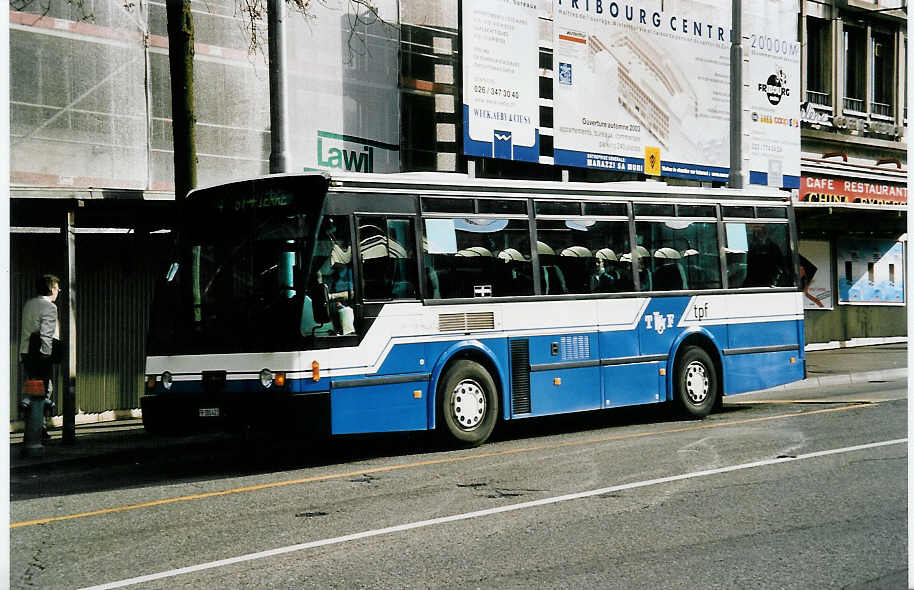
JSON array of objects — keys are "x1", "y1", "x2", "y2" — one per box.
[
  {"x1": 8, "y1": 0, "x2": 907, "y2": 419},
  {"x1": 797, "y1": 0, "x2": 907, "y2": 345}
]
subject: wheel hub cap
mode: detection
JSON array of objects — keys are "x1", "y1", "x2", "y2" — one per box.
[
  {"x1": 453, "y1": 379, "x2": 486, "y2": 430},
  {"x1": 685, "y1": 361, "x2": 709, "y2": 404}
]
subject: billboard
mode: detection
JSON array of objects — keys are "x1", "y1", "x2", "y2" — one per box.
[
  {"x1": 836, "y1": 239, "x2": 905, "y2": 305},
  {"x1": 286, "y1": 0, "x2": 401, "y2": 174},
  {"x1": 552, "y1": 0, "x2": 731, "y2": 180},
  {"x1": 461, "y1": 0, "x2": 540, "y2": 162},
  {"x1": 744, "y1": 0, "x2": 800, "y2": 189}
]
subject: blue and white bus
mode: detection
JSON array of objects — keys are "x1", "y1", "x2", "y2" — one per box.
[{"x1": 143, "y1": 172, "x2": 805, "y2": 446}]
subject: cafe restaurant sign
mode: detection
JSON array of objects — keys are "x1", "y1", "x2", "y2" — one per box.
[{"x1": 799, "y1": 176, "x2": 907, "y2": 206}]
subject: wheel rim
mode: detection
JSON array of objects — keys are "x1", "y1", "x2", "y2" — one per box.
[
  {"x1": 451, "y1": 378, "x2": 487, "y2": 431},
  {"x1": 684, "y1": 361, "x2": 709, "y2": 404}
]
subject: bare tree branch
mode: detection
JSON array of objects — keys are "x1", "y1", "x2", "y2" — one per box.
[
  {"x1": 11, "y1": 0, "x2": 95, "y2": 24},
  {"x1": 237, "y1": 0, "x2": 395, "y2": 57}
]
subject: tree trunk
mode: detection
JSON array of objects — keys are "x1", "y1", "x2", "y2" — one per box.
[
  {"x1": 165, "y1": 0, "x2": 201, "y2": 326},
  {"x1": 166, "y1": 0, "x2": 197, "y2": 201}
]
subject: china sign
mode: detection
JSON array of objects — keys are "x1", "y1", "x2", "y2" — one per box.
[{"x1": 799, "y1": 176, "x2": 907, "y2": 206}]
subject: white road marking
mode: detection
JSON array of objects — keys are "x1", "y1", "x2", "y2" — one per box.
[{"x1": 79, "y1": 438, "x2": 906, "y2": 590}]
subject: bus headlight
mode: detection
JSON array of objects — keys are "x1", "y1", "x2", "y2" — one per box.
[
  {"x1": 260, "y1": 368, "x2": 274, "y2": 389},
  {"x1": 161, "y1": 371, "x2": 173, "y2": 391}
]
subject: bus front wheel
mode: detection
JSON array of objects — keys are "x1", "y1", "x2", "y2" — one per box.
[
  {"x1": 437, "y1": 360, "x2": 498, "y2": 447},
  {"x1": 674, "y1": 346, "x2": 718, "y2": 418}
]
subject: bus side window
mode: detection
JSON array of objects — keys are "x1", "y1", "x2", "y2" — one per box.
[
  {"x1": 635, "y1": 220, "x2": 721, "y2": 291},
  {"x1": 728, "y1": 222, "x2": 794, "y2": 288},
  {"x1": 535, "y1": 219, "x2": 632, "y2": 295},
  {"x1": 423, "y1": 218, "x2": 533, "y2": 298},
  {"x1": 358, "y1": 216, "x2": 418, "y2": 300}
]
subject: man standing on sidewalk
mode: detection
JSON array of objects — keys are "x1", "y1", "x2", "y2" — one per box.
[{"x1": 19, "y1": 274, "x2": 61, "y2": 438}]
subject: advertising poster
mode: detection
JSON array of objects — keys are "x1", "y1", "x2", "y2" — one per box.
[
  {"x1": 798, "y1": 240, "x2": 833, "y2": 310},
  {"x1": 836, "y1": 239, "x2": 905, "y2": 305},
  {"x1": 552, "y1": 0, "x2": 731, "y2": 181},
  {"x1": 286, "y1": 0, "x2": 401, "y2": 174},
  {"x1": 462, "y1": 0, "x2": 540, "y2": 162},
  {"x1": 744, "y1": 0, "x2": 800, "y2": 189}
]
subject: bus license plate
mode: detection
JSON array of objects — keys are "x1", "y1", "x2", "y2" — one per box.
[{"x1": 199, "y1": 407, "x2": 220, "y2": 417}]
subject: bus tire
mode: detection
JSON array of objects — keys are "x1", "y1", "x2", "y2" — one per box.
[
  {"x1": 437, "y1": 360, "x2": 498, "y2": 447},
  {"x1": 674, "y1": 346, "x2": 718, "y2": 418}
]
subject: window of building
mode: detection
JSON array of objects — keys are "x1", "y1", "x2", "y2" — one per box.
[
  {"x1": 806, "y1": 17, "x2": 832, "y2": 107},
  {"x1": 871, "y1": 29, "x2": 895, "y2": 118},
  {"x1": 843, "y1": 24, "x2": 867, "y2": 113},
  {"x1": 358, "y1": 217, "x2": 418, "y2": 300}
]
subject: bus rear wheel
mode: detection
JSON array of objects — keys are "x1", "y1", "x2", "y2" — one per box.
[
  {"x1": 674, "y1": 346, "x2": 718, "y2": 418},
  {"x1": 437, "y1": 360, "x2": 498, "y2": 447}
]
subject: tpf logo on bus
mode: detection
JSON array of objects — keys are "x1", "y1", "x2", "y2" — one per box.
[{"x1": 644, "y1": 311, "x2": 676, "y2": 335}]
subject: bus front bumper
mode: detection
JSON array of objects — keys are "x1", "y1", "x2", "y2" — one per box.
[{"x1": 140, "y1": 390, "x2": 330, "y2": 436}]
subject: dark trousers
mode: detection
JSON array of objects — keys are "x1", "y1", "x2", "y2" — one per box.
[{"x1": 21, "y1": 353, "x2": 53, "y2": 394}]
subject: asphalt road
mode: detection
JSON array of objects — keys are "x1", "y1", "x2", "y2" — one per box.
[{"x1": 10, "y1": 378, "x2": 907, "y2": 589}]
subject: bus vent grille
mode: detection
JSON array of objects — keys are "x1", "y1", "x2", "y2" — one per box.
[
  {"x1": 510, "y1": 340, "x2": 531, "y2": 415},
  {"x1": 438, "y1": 312, "x2": 495, "y2": 332}
]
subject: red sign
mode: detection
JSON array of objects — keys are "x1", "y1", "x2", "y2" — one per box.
[{"x1": 799, "y1": 176, "x2": 907, "y2": 206}]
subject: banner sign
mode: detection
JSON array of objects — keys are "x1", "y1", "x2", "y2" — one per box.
[
  {"x1": 287, "y1": 1, "x2": 401, "y2": 174},
  {"x1": 462, "y1": 0, "x2": 540, "y2": 162},
  {"x1": 744, "y1": 0, "x2": 801, "y2": 189},
  {"x1": 552, "y1": 0, "x2": 731, "y2": 181},
  {"x1": 799, "y1": 176, "x2": 907, "y2": 206},
  {"x1": 837, "y1": 239, "x2": 905, "y2": 305},
  {"x1": 798, "y1": 240, "x2": 833, "y2": 310}
]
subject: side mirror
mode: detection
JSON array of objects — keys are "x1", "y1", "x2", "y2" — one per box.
[{"x1": 310, "y1": 282, "x2": 331, "y2": 325}]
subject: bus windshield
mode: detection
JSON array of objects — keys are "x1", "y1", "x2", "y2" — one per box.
[{"x1": 147, "y1": 178, "x2": 328, "y2": 355}]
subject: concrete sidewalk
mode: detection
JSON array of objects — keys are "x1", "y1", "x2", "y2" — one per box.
[{"x1": 9, "y1": 344, "x2": 907, "y2": 472}]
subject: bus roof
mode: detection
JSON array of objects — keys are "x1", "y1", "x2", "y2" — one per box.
[{"x1": 186, "y1": 171, "x2": 790, "y2": 203}]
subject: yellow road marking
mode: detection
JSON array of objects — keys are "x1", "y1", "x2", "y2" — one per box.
[
  {"x1": 725, "y1": 399, "x2": 881, "y2": 405},
  {"x1": 11, "y1": 401, "x2": 876, "y2": 529}
]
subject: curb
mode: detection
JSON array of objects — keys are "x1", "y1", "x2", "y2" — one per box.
[
  {"x1": 10, "y1": 432, "x2": 231, "y2": 473},
  {"x1": 764, "y1": 368, "x2": 907, "y2": 392}
]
